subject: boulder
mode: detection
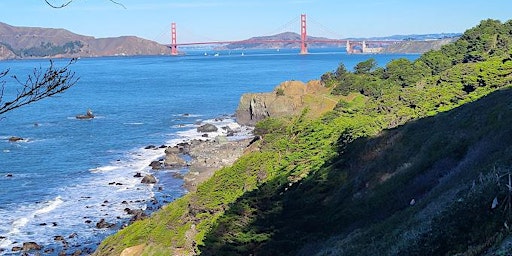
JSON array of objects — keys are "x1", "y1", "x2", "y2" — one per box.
[
  {"x1": 164, "y1": 152, "x2": 186, "y2": 168},
  {"x1": 8, "y1": 136, "x2": 23, "y2": 142},
  {"x1": 197, "y1": 123, "x2": 218, "y2": 133},
  {"x1": 141, "y1": 174, "x2": 157, "y2": 184},
  {"x1": 96, "y1": 218, "x2": 115, "y2": 229},
  {"x1": 120, "y1": 244, "x2": 146, "y2": 256},
  {"x1": 22, "y1": 242, "x2": 41, "y2": 251},
  {"x1": 149, "y1": 160, "x2": 162, "y2": 170},
  {"x1": 164, "y1": 146, "x2": 180, "y2": 155},
  {"x1": 124, "y1": 208, "x2": 147, "y2": 222}
]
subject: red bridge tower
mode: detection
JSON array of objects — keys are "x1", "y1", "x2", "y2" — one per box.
[
  {"x1": 300, "y1": 14, "x2": 308, "y2": 54},
  {"x1": 171, "y1": 22, "x2": 178, "y2": 55}
]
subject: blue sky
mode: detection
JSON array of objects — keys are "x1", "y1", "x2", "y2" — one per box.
[{"x1": 0, "y1": 0, "x2": 511, "y2": 44}]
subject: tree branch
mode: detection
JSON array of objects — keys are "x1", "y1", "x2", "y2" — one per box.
[
  {"x1": 0, "y1": 58, "x2": 79, "y2": 115},
  {"x1": 44, "y1": 0, "x2": 126, "y2": 9},
  {"x1": 44, "y1": 0, "x2": 73, "y2": 8}
]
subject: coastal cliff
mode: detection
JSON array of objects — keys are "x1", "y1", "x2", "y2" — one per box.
[{"x1": 235, "y1": 80, "x2": 338, "y2": 125}]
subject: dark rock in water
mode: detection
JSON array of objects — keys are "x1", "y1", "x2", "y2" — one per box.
[
  {"x1": 121, "y1": 200, "x2": 128, "y2": 204},
  {"x1": 76, "y1": 109, "x2": 95, "y2": 120},
  {"x1": 85, "y1": 220, "x2": 92, "y2": 224},
  {"x1": 124, "y1": 208, "x2": 147, "y2": 222},
  {"x1": 115, "y1": 182, "x2": 123, "y2": 186},
  {"x1": 96, "y1": 218, "x2": 115, "y2": 229},
  {"x1": 52, "y1": 222, "x2": 58, "y2": 226},
  {"x1": 108, "y1": 182, "x2": 115, "y2": 185},
  {"x1": 22, "y1": 241, "x2": 41, "y2": 251},
  {"x1": 141, "y1": 174, "x2": 157, "y2": 184},
  {"x1": 5, "y1": 173, "x2": 13, "y2": 177},
  {"x1": 39, "y1": 223, "x2": 47, "y2": 226},
  {"x1": 144, "y1": 145, "x2": 156, "y2": 150},
  {"x1": 172, "y1": 172, "x2": 184, "y2": 179},
  {"x1": 202, "y1": 134, "x2": 209, "y2": 137},
  {"x1": 8, "y1": 136, "x2": 23, "y2": 142},
  {"x1": 159, "y1": 144, "x2": 167, "y2": 148},
  {"x1": 197, "y1": 123, "x2": 218, "y2": 133},
  {"x1": 149, "y1": 160, "x2": 163, "y2": 170},
  {"x1": 133, "y1": 172, "x2": 142, "y2": 178}
]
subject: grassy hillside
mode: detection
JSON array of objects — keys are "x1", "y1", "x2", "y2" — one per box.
[{"x1": 94, "y1": 19, "x2": 512, "y2": 255}]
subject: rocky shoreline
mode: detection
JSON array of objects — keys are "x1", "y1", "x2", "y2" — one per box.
[{"x1": 3, "y1": 119, "x2": 254, "y2": 256}]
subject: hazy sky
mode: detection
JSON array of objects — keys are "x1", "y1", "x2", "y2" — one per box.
[{"x1": 0, "y1": 0, "x2": 511, "y2": 44}]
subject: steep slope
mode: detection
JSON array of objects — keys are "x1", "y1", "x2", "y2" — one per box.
[
  {"x1": 202, "y1": 87, "x2": 512, "y2": 255},
  {"x1": 94, "y1": 19, "x2": 512, "y2": 256},
  {"x1": 0, "y1": 22, "x2": 169, "y2": 59}
]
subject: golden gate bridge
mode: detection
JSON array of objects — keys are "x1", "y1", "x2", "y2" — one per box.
[{"x1": 167, "y1": 14, "x2": 403, "y2": 55}]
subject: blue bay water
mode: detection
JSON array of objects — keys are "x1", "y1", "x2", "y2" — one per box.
[{"x1": 0, "y1": 48, "x2": 418, "y2": 254}]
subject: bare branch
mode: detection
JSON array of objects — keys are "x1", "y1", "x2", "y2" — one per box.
[
  {"x1": 44, "y1": 0, "x2": 126, "y2": 9},
  {"x1": 0, "y1": 58, "x2": 79, "y2": 115},
  {"x1": 109, "y1": 0, "x2": 127, "y2": 9},
  {"x1": 44, "y1": 0, "x2": 73, "y2": 8}
]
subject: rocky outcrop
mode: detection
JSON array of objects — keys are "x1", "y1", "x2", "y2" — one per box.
[
  {"x1": 235, "y1": 80, "x2": 334, "y2": 125},
  {"x1": 197, "y1": 123, "x2": 218, "y2": 133},
  {"x1": 184, "y1": 137, "x2": 252, "y2": 191},
  {"x1": 96, "y1": 219, "x2": 115, "y2": 229},
  {"x1": 141, "y1": 174, "x2": 157, "y2": 184}
]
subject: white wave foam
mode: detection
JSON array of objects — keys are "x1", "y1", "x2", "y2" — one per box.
[
  {"x1": 10, "y1": 217, "x2": 29, "y2": 234},
  {"x1": 34, "y1": 196, "x2": 63, "y2": 216},
  {"x1": 90, "y1": 165, "x2": 120, "y2": 172},
  {"x1": 8, "y1": 196, "x2": 63, "y2": 236}
]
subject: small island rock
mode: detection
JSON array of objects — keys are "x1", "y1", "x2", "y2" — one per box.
[{"x1": 197, "y1": 123, "x2": 218, "y2": 133}]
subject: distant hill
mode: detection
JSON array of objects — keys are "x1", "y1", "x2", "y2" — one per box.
[
  {"x1": 0, "y1": 22, "x2": 170, "y2": 60},
  {"x1": 224, "y1": 32, "x2": 460, "y2": 53},
  {"x1": 381, "y1": 38, "x2": 459, "y2": 53},
  {"x1": 224, "y1": 32, "x2": 345, "y2": 50}
]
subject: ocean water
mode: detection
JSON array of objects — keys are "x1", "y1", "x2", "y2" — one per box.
[{"x1": 0, "y1": 48, "x2": 418, "y2": 254}]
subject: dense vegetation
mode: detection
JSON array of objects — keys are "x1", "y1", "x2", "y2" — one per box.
[
  {"x1": 15, "y1": 41, "x2": 84, "y2": 57},
  {"x1": 95, "y1": 19, "x2": 512, "y2": 255}
]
